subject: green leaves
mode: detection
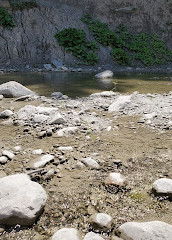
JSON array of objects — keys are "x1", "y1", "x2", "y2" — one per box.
[
  {"x1": 112, "y1": 48, "x2": 130, "y2": 65},
  {"x1": 0, "y1": 7, "x2": 15, "y2": 29},
  {"x1": 55, "y1": 28, "x2": 98, "y2": 65}
]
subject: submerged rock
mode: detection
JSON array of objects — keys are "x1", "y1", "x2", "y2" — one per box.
[
  {"x1": 0, "y1": 81, "x2": 35, "y2": 98},
  {"x1": 95, "y1": 70, "x2": 114, "y2": 78},
  {"x1": 51, "y1": 228, "x2": 82, "y2": 240},
  {"x1": 117, "y1": 221, "x2": 172, "y2": 240},
  {"x1": 0, "y1": 174, "x2": 47, "y2": 225},
  {"x1": 33, "y1": 154, "x2": 54, "y2": 169}
]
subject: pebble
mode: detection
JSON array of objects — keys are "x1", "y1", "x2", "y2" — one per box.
[{"x1": 58, "y1": 146, "x2": 73, "y2": 151}]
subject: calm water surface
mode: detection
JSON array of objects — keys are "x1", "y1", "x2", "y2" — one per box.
[{"x1": 0, "y1": 72, "x2": 171, "y2": 97}]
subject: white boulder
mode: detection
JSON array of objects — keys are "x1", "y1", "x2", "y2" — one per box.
[
  {"x1": 152, "y1": 178, "x2": 172, "y2": 198},
  {"x1": 105, "y1": 173, "x2": 126, "y2": 186},
  {"x1": 2, "y1": 150, "x2": 15, "y2": 160},
  {"x1": 82, "y1": 157, "x2": 100, "y2": 169},
  {"x1": 51, "y1": 228, "x2": 82, "y2": 240},
  {"x1": 0, "y1": 81, "x2": 35, "y2": 98},
  {"x1": 33, "y1": 154, "x2": 54, "y2": 169},
  {"x1": 84, "y1": 232, "x2": 105, "y2": 240},
  {"x1": 95, "y1": 70, "x2": 114, "y2": 78},
  {"x1": 0, "y1": 174, "x2": 47, "y2": 225},
  {"x1": 90, "y1": 213, "x2": 113, "y2": 231},
  {"x1": 117, "y1": 221, "x2": 172, "y2": 240},
  {"x1": 108, "y1": 95, "x2": 131, "y2": 112}
]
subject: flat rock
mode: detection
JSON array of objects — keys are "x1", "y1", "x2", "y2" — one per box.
[
  {"x1": 105, "y1": 173, "x2": 126, "y2": 186},
  {"x1": 33, "y1": 154, "x2": 54, "y2": 169},
  {"x1": 51, "y1": 228, "x2": 82, "y2": 240},
  {"x1": 0, "y1": 174, "x2": 47, "y2": 225},
  {"x1": 49, "y1": 112, "x2": 66, "y2": 124},
  {"x1": 84, "y1": 232, "x2": 105, "y2": 240},
  {"x1": 56, "y1": 127, "x2": 78, "y2": 137},
  {"x1": 0, "y1": 110, "x2": 13, "y2": 118},
  {"x1": 0, "y1": 94, "x2": 3, "y2": 100},
  {"x1": 90, "y1": 213, "x2": 113, "y2": 231},
  {"x1": 2, "y1": 150, "x2": 15, "y2": 160},
  {"x1": 95, "y1": 70, "x2": 114, "y2": 78},
  {"x1": 152, "y1": 178, "x2": 172, "y2": 198},
  {"x1": 82, "y1": 157, "x2": 100, "y2": 169},
  {"x1": 117, "y1": 221, "x2": 172, "y2": 240},
  {"x1": 109, "y1": 95, "x2": 131, "y2": 112},
  {"x1": 0, "y1": 81, "x2": 35, "y2": 98},
  {"x1": 32, "y1": 149, "x2": 44, "y2": 155}
]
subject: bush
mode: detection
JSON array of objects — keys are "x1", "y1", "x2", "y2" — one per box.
[{"x1": 0, "y1": 7, "x2": 15, "y2": 29}]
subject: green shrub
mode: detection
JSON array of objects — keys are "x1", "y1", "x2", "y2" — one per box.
[
  {"x1": 0, "y1": 7, "x2": 15, "y2": 29},
  {"x1": 112, "y1": 48, "x2": 130, "y2": 65},
  {"x1": 55, "y1": 28, "x2": 98, "y2": 65}
]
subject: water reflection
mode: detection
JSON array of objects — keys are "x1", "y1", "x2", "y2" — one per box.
[{"x1": 0, "y1": 72, "x2": 171, "y2": 97}]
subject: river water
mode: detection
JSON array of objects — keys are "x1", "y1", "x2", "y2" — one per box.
[{"x1": 0, "y1": 72, "x2": 171, "y2": 97}]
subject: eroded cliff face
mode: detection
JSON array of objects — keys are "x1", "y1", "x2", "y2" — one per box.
[{"x1": 0, "y1": 0, "x2": 171, "y2": 67}]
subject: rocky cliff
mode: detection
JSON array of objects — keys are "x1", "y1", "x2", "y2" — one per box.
[{"x1": 0, "y1": 0, "x2": 172, "y2": 68}]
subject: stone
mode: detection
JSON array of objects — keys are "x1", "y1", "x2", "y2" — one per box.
[
  {"x1": 117, "y1": 221, "x2": 172, "y2": 240},
  {"x1": 0, "y1": 110, "x2": 13, "y2": 118},
  {"x1": 2, "y1": 150, "x2": 15, "y2": 160},
  {"x1": 75, "y1": 162, "x2": 85, "y2": 169},
  {"x1": 17, "y1": 105, "x2": 37, "y2": 120},
  {"x1": 0, "y1": 156, "x2": 8, "y2": 164},
  {"x1": 56, "y1": 127, "x2": 78, "y2": 137},
  {"x1": 58, "y1": 146, "x2": 73, "y2": 151},
  {"x1": 90, "y1": 213, "x2": 113, "y2": 231},
  {"x1": 51, "y1": 228, "x2": 82, "y2": 240},
  {"x1": 105, "y1": 173, "x2": 126, "y2": 186},
  {"x1": 108, "y1": 95, "x2": 131, "y2": 112},
  {"x1": 49, "y1": 113, "x2": 66, "y2": 124},
  {"x1": 13, "y1": 146, "x2": 22, "y2": 152},
  {"x1": 95, "y1": 70, "x2": 114, "y2": 78},
  {"x1": 32, "y1": 114, "x2": 50, "y2": 123},
  {"x1": 82, "y1": 157, "x2": 100, "y2": 169},
  {"x1": 51, "y1": 59, "x2": 63, "y2": 68},
  {"x1": 152, "y1": 178, "x2": 172, "y2": 198},
  {"x1": 84, "y1": 232, "x2": 105, "y2": 240},
  {"x1": 51, "y1": 92, "x2": 63, "y2": 98},
  {"x1": 61, "y1": 66, "x2": 68, "y2": 71},
  {"x1": 0, "y1": 81, "x2": 35, "y2": 98},
  {"x1": 0, "y1": 174, "x2": 47, "y2": 225},
  {"x1": 32, "y1": 149, "x2": 44, "y2": 155},
  {"x1": 44, "y1": 64, "x2": 53, "y2": 71},
  {"x1": 33, "y1": 154, "x2": 54, "y2": 169},
  {"x1": 0, "y1": 95, "x2": 3, "y2": 100}
]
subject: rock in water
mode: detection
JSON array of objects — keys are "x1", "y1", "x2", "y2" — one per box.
[
  {"x1": 152, "y1": 178, "x2": 172, "y2": 199},
  {"x1": 51, "y1": 228, "x2": 82, "y2": 240},
  {"x1": 0, "y1": 174, "x2": 47, "y2": 225},
  {"x1": 0, "y1": 81, "x2": 35, "y2": 98},
  {"x1": 117, "y1": 221, "x2": 172, "y2": 240},
  {"x1": 95, "y1": 70, "x2": 114, "y2": 78}
]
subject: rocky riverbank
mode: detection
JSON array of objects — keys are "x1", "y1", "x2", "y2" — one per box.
[{"x1": 0, "y1": 81, "x2": 172, "y2": 239}]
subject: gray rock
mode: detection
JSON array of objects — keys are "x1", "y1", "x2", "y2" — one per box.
[
  {"x1": 33, "y1": 154, "x2": 54, "y2": 169},
  {"x1": 32, "y1": 114, "x2": 50, "y2": 123},
  {"x1": 117, "y1": 221, "x2": 172, "y2": 240},
  {"x1": 51, "y1": 59, "x2": 63, "y2": 68},
  {"x1": 90, "y1": 213, "x2": 113, "y2": 231},
  {"x1": 0, "y1": 95, "x2": 3, "y2": 100},
  {"x1": 51, "y1": 92, "x2": 63, "y2": 99},
  {"x1": 44, "y1": 64, "x2": 53, "y2": 71},
  {"x1": 105, "y1": 173, "x2": 126, "y2": 186},
  {"x1": 82, "y1": 157, "x2": 100, "y2": 169},
  {"x1": 95, "y1": 70, "x2": 114, "y2": 78},
  {"x1": 56, "y1": 127, "x2": 78, "y2": 137},
  {"x1": 51, "y1": 228, "x2": 82, "y2": 240},
  {"x1": 49, "y1": 113, "x2": 66, "y2": 124},
  {"x1": 2, "y1": 150, "x2": 15, "y2": 160},
  {"x1": 0, "y1": 156, "x2": 8, "y2": 164},
  {"x1": 109, "y1": 95, "x2": 131, "y2": 112},
  {"x1": 0, "y1": 174, "x2": 47, "y2": 225},
  {"x1": 17, "y1": 105, "x2": 37, "y2": 120},
  {"x1": 0, "y1": 81, "x2": 35, "y2": 98},
  {"x1": 152, "y1": 178, "x2": 172, "y2": 198},
  {"x1": 32, "y1": 149, "x2": 44, "y2": 155},
  {"x1": 0, "y1": 110, "x2": 13, "y2": 118},
  {"x1": 84, "y1": 232, "x2": 105, "y2": 240}
]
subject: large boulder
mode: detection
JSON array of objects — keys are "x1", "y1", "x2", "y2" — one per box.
[
  {"x1": 108, "y1": 95, "x2": 131, "y2": 112},
  {"x1": 117, "y1": 221, "x2": 172, "y2": 240},
  {"x1": 0, "y1": 174, "x2": 47, "y2": 225},
  {"x1": 95, "y1": 70, "x2": 114, "y2": 78},
  {"x1": 51, "y1": 228, "x2": 82, "y2": 240},
  {"x1": 0, "y1": 81, "x2": 35, "y2": 98}
]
